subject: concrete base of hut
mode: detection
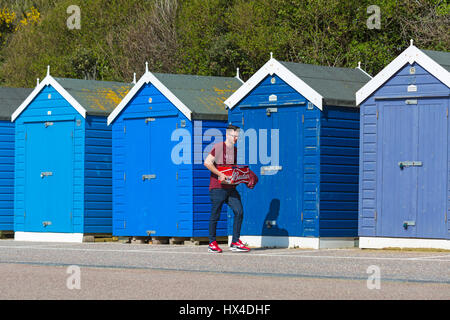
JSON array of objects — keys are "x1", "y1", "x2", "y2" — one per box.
[
  {"x1": 228, "y1": 235, "x2": 358, "y2": 249},
  {"x1": 359, "y1": 237, "x2": 450, "y2": 250}
]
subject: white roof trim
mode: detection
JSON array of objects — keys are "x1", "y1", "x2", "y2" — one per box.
[
  {"x1": 356, "y1": 45, "x2": 450, "y2": 106},
  {"x1": 107, "y1": 71, "x2": 192, "y2": 125},
  {"x1": 11, "y1": 74, "x2": 87, "y2": 122},
  {"x1": 224, "y1": 58, "x2": 324, "y2": 110}
]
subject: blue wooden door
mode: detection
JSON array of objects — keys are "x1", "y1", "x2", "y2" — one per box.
[
  {"x1": 239, "y1": 108, "x2": 272, "y2": 237},
  {"x1": 416, "y1": 100, "x2": 448, "y2": 239},
  {"x1": 379, "y1": 102, "x2": 418, "y2": 237},
  {"x1": 123, "y1": 118, "x2": 151, "y2": 235},
  {"x1": 148, "y1": 116, "x2": 179, "y2": 236},
  {"x1": 378, "y1": 100, "x2": 448, "y2": 238},
  {"x1": 240, "y1": 106, "x2": 303, "y2": 239},
  {"x1": 271, "y1": 107, "x2": 303, "y2": 237},
  {"x1": 24, "y1": 121, "x2": 74, "y2": 232},
  {"x1": 123, "y1": 116, "x2": 178, "y2": 236}
]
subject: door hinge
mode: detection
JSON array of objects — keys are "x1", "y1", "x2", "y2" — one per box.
[
  {"x1": 445, "y1": 211, "x2": 447, "y2": 222},
  {"x1": 447, "y1": 108, "x2": 448, "y2": 118},
  {"x1": 71, "y1": 131, "x2": 73, "y2": 139},
  {"x1": 302, "y1": 114, "x2": 304, "y2": 123},
  {"x1": 301, "y1": 212, "x2": 303, "y2": 222},
  {"x1": 374, "y1": 210, "x2": 377, "y2": 221},
  {"x1": 242, "y1": 115, "x2": 244, "y2": 126},
  {"x1": 376, "y1": 110, "x2": 379, "y2": 120},
  {"x1": 123, "y1": 172, "x2": 126, "y2": 181},
  {"x1": 124, "y1": 220, "x2": 126, "y2": 229},
  {"x1": 176, "y1": 172, "x2": 178, "y2": 180},
  {"x1": 24, "y1": 210, "x2": 26, "y2": 218},
  {"x1": 124, "y1": 126, "x2": 126, "y2": 134},
  {"x1": 70, "y1": 212, "x2": 72, "y2": 220},
  {"x1": 25, "y1": 132, "x2": 27, "y2": 140}
]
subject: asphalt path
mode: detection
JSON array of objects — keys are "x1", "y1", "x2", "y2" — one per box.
[{"x1": 0, "y1": 240, "x2": 449, "y2": 300}]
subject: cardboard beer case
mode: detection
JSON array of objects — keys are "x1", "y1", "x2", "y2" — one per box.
[{"x1": 217, "y1": 165, "x2": 250, "y2": 185}]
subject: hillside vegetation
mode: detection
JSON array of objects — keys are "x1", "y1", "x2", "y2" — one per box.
[{"x1": 0, "y1": 0, "x2": 448, "y2": 87}]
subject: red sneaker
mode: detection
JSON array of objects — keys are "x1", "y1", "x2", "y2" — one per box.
[
  {"x1": 230, "y1": 239, "x2": 250, "y2": 252},
  {"x1": 208, "y1": 241, "x2": 222, "y2": 253}
]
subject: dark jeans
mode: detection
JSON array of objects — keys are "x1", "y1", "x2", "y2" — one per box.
[{"x1": 209, "y1": 188, "x2": 243, "y2": 244}]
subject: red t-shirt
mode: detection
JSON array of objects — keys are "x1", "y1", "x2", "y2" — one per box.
[{"x1": 209, "y1": 142, "x2": 237, "y2": 190}]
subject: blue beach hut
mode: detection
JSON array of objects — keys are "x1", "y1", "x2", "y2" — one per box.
[
  {"x1": 107, "y1": 64, "x2": 242, "y2": 239},
  {"x1": 12, "y1": 68, "x2": 131, "y2": 242},
  {"x1": 357, "y1": 42, "x2": 450, "y2": 249},
  {"x1": 0, "y1": 87, "x2": 33, "y2": 232},
  {"x1": 224, "y1": 56, "x2": 371, "y2": 248}
]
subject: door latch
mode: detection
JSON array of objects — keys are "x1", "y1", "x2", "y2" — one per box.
[
  {"x1": 260, "y1": 166, "x2": 282, "y2": 175},
  {"x1": 266, "y1": 108, "x2": 278, "y2": 116},
  {"x1": 42, "y1": 221, "x2": 52, "y2": 227},
  {"x1": 142, "y1": 174, "x2": 156, "y2": 181},
  {"x1": 403, "y1": 220, "x2": 415, "y2": 229},
  {"x1": 398, "y1": 161, "x2": 422, "y2": 170},
  {"x1": 40, "y1": 171, "x2": 53, "y2": 178}
]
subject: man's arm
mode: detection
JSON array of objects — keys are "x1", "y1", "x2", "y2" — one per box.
[{"x1": 204, "y1": 153, "x2": 226, "y2": 182}]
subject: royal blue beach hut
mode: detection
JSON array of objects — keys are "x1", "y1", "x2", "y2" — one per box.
[
  {"x1": 12, "y1": 67, "x2": 131, "y2": 242},
  {"x1": 224, "y1": 56, "x2": 371, "y2": 249},
  {"x1": 357, "y1": 42, "x2": 450, "y2": 250},
  {"x1": 0, "y1": 87, "x2": 33, "y2": 232},
  {"x1": 107, "y1": 64, "x2": 242, "y2": 239}
]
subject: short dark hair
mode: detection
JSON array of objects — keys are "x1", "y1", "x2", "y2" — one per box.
[{"x1": 227, "y1": 124, "x2": 240, "y2": 131}]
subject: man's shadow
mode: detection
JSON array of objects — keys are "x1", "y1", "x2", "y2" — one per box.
[{"x1": 261, "y1": 199, "x2": 289, "y2": 248}]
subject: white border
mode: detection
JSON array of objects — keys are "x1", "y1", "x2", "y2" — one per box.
[
  {"x1": 228, "y1": 236, "x2": 357, "y2": 249},
  {"x1": 14, "y1": 232, "x2": 83, "y2": 243},
  {"x1": 356, "y1": 45, "x2": 450, "y2": 106},
  {"x1": 11, "y1": 74, "x2": 87, "y2": 122},
  {"x1": 107, "y1": 71, "x2": 192, "y2": 125},
  {"x1": 359, "y1": 237, "x2": 450, "y2": 250},
  {"x1": 224, "y1": 58, "x2": 324, "y2": 110}
]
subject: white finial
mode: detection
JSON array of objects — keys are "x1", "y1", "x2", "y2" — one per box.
[
  {"x1": 133, "y1": 72, "x2": 136, "y2": 84},
  {"x1": 355, "y1": 61, "x2": 373, "y2": 79},
  {"x1": 37, "y1": 78, "x2": 39, "y2": 86},
  {"x1": 145, "y1": 61, "x2": 149, "y2": 73},
  {"x1": 235, "y1": 67, "x2": 244, "y2": 83},
  {"x1": 270, "y1": 52, "x2": 273, "y2": 59},
  {"x1": 410, "y1": 39, "x2": 414, "y2": 47},
  {"x1": 47, "y1": 65, "x2": 50, "y2": 76}
]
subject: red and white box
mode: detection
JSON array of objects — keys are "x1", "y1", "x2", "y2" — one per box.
[{"x1": 217, "y1": 165, "x2": 250, "y2": 185}]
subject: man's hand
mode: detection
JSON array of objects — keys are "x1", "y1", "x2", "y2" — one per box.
[{"x1": 218, "y1": 172, "x2": 227, "y2": 182}]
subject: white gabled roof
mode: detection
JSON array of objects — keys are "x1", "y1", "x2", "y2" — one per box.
[
  {"x1": 11, "y1": 71, "x2": 87, "y2": 122},
  {"x1": 224, "y1": 58, "x2": 324, "y2": 110},
  {"x1": 356, "y1": 44, "x2": 450, "y2": 106},
  {"x1": 107, "y1": 69, "x2": 192, "y2": 125}
]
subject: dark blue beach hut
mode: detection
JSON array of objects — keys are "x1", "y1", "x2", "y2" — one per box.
[
  {"x1": 0, "y1": 87, "x2": 33, "y2": 232},
  {"x1": 107, "y1": 65, "x2": 242, "y2": 239},
  {"x1": 12, "y1": 68, "x2": 131, "y2": 242},
  {"x1": 224, "y1": 56, "x2": 371, "y2": 248},
  {"x1": 357, "y1": 43, "x2": 450, "y2": 249}
]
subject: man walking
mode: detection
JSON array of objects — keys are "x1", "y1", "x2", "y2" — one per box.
[{"x1": 203, "y1": 124, "x2": 250, "y2": 253}]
